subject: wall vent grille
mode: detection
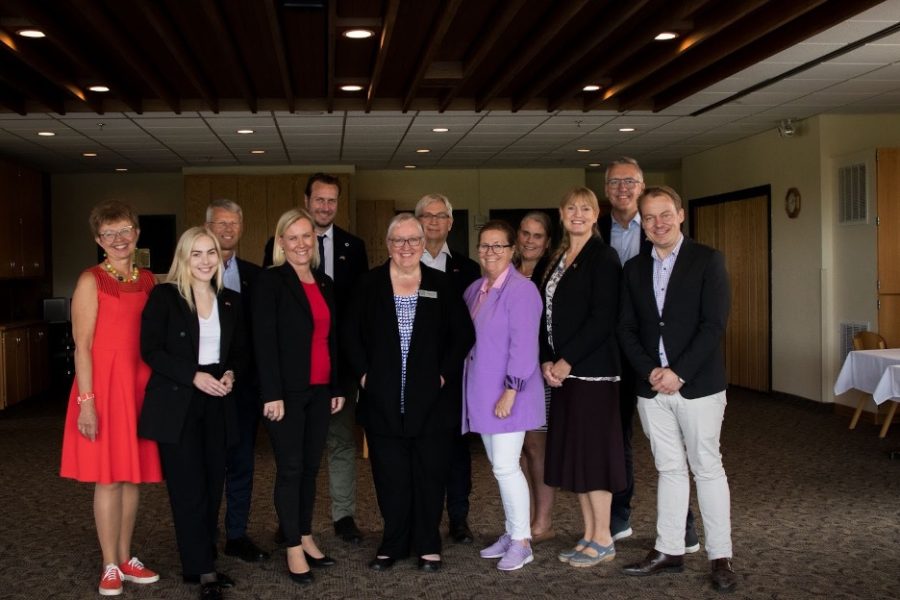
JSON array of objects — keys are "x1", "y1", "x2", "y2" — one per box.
[
  {"x1": 838, "y1": 163, "x2": 868, "y2": 224},
  {"x1": 840, "y1": 321, "x2": 871, "y2": 362}
]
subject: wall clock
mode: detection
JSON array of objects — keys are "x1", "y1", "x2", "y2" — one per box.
[{"x1": 785, "y1": 187, "x2": 801, "y2": 219}]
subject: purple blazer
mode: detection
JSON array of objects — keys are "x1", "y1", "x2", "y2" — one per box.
[{"x1": 462, "y1": 265, "x2": 545, "y2": 434}]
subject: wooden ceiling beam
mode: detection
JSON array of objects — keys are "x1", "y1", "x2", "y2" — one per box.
[
  {"x1": 0, "y1": 84, "x2": 26, "y2": 115},
  {"x1": 365, "y1": 0, "x2": 399, "y2": 112},
  {"x1": 584, "y1": 0, "x2": 769, "y2": 111},
  {"x1": 264, "y1": 0, "x2": 295, "y2": 113},
  {"x1": 545, "y1": 0, "x2": 709, "y2": 112},
  {"x1": 71, "y1": 0, "x2": 180, "y2": 113},
  {"x1": 401, "y1": 0, "x2": 464, "y2": 113},
  {"x1": 327, "y1": 0, "x2": 336, "y2": 113},
  {"x1": 477, "y1": 0, "x2": 591, "y2": 113},
  {"x1": 198, "y1": 0, "x2": 256, "y2": 113},
  {"x1": 616, "y1": 0, "x2": 828, "y2": 111},
  {"x1": 438, "y1": 0, "x2": 527, "y2": 112},
  {"x1": 7, "y1": 0, "x2": 143, "y2": 113},
  {"x1": 0, "y1": 71, "x2": 65, "y2": 114},
  {"x1": 135, "y1": 0, "x2": 219, "y2": 113},
  {"x1": 512, "y1": 0, "x2": 652, "y2": 113},
  {"x1": 654, "y1": 0, "x2": 888, "y2": 111}
]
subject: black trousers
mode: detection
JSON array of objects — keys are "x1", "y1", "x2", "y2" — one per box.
[
  {"x1": 611, "y1": 365, "x2": 637, "y2": 531},
  {"x1": 224, "y1": 381, "x2": 260, "y2": 540},
  {"x1": 158, "y1": 389, "x2": 227, "y2": 578},
  {"x1": 445, "y1": 430, "x2": 472, "y2": 524},
  {"x1": 264, "y1": 386, "x2": 331, "y2": 546},
  {"x1": 368, "y1": 428, "x2": 453, "y2": 558}
]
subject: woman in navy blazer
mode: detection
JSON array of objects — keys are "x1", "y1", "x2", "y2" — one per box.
[
  {"x1": 253, "y1": 209, "x2": 345, "y2": 585},
  {"x1": 540, "y1": 187, "x2": 626, "y2": 568},
  {"x1": 139, "y1": 227, "x2": 244, "y2": 599}
]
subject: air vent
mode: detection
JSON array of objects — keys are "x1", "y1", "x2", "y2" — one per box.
[
  {"x1": 840, "y1": 321, "x2": 870, "y2": 362},
  {"x1": 838, "y1": 163, "x2": 867, "y2": 224}
]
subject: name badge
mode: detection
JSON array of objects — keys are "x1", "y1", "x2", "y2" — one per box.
[{"x1": 418, "y1": 289, "x2": 438, "y2": 299}]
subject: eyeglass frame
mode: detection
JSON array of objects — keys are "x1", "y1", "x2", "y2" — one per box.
[
  {"x1": 97, "y1": 225, "x2": 137, "y2": 243},
  {"x1": 207, "y1": 219, "x2": 242, "y2": 230},
  {"x1": 388, "y1": 236, "x2": 425, "y2": 249},
  {"x1": 477, "y1": 243, "x2": 514, "y2": 255},
  {"x1": 418, "y1": 212, "x2": 451, "y2": 221},
  {"x1": 606, "y1": 178, "x2": 643, "y2": 189}
]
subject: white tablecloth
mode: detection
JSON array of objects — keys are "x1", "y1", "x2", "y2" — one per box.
[{"x1": 834, "y1": 348, "x2": 900, "y2": 405}]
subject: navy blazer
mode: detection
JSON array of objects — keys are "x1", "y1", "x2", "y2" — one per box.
[
  {"x1": 252, "y1": 263, "x2": 341, "y2": 403},
  {"x1": 618, "y1": 237, "x2": 731, "y2": 399},
  {"x1": 342, "y1": 263, "x2": 475, "y2": 437},
  {"x1": 138, "y1": 283, "x2": 244, "y2": 445},
  {"x1": 598, "y1": 213, "x2": 651, "y2": 257},
  {"x1": 444, "y1": 250, "x2": 481, "y2": 298}
]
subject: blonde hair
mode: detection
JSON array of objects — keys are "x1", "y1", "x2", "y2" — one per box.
[
  {"x1": 542, "y1": 187, "x2": 600, "y2": 287},
  {"x1": 166, "y1": 227, "x2": 224, "y2": 312},
  {"x1": 271, "y1": 208, "x2": 320, "y2": 269}
]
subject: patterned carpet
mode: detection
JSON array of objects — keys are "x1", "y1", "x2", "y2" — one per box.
[{"x1": 0, "y1": 387, "x2": 898, "y2": 600}]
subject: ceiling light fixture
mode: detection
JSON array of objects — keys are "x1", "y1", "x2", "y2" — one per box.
[
  {"x1": 655, "y1": 32, "x2": 678, "y2": 41},
  {"x1": 589, "y1": 163, "x2": 601, "y2": 167},
  {"x1": 340, "y1": 84, "x2": 364, "y2": 92},
  {"x1": 18, "y1": 29, "x2": 45, "y2": 38},
  {"x1": 404, "y1": 165, "x2": 416, "y2": 169},
  {"x1": 250, "y1": 149, "x2": 266, "y2": 154},
  {"x1": 777, "y1": 118, "x2": 797, "y2": 138},
  {"x1": 115, "y1": 168, "x2": 128, "y2": 172},
  {"x1": 82, "y1": 152, "x2": 97, "y2": 157},
  {"x1": 618, "y1": 127, "x2": 636, "y2": 132},
  {"x1": 582, "y1": 84, "x2": 601, "y2": 92},
  {"x1": 37, "y1": 131, "x2": 55, "y2": 137},
  {"x1": 577, "y1": 148, "x2": 591, "y2": 153},
  {"x1": 343, "y1": 29, "x2": 374, "y2": 39},
  {"x1": 88, "y1": 85, "x2": 110, "y2": 93},
  {"x1": 416, "y1": 148, "x2": 430, "y2": 153},
  {"x1": 432, "y1": 127, "x2": 449, "y2": 132},
  {"x1": 236, "y1": 129, "x2": 254, "y2": 134}
]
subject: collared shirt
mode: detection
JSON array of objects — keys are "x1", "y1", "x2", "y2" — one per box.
[
  {"x1": 420, "y1": 241, "x2": 451, "y2": 272},
  {"x1": 652, "y1": 234, "x2": 685, "y2": 368},
  {"x1": 470, "y1": 264, "x2": 510, "y2": 319},
  {"x1": 222, "y1": 255, "x2": 240, "y2": 293},
  {"x1": 610, "y1": 212, "x2": 642, "y2": 265},
  {"x1": 318, "y1": 224, "x2": 334, "y2": 279}
]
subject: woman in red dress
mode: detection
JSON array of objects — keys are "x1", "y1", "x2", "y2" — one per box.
[{"x1": 60, "y1": 200, "x2": 162, "y2": 597}]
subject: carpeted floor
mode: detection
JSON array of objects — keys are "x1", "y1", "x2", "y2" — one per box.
[{"x1": 0, "y1": 387, "x2": 898, "y2": 600}]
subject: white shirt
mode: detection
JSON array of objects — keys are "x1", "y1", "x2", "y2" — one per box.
[
  {"x1": 198, "y1": 300, "x2": 221, "y2": 365},
  {"x1": 319, "y1": 224, "x2": 334, "y2": 279},
  {"x1": 610, "y1": 212, "x2": 642, "y2": 265},
  {"x1": 421, "y1": 241, "x2": 451, "y2": 272}
]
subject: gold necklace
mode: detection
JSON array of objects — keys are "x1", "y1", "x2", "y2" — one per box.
[{"x1": 103, "y1": 260, "x2": 139, "y2": 283}]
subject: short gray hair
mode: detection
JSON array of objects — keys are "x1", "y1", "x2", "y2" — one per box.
[
  {"x1": 386, "y1": 212, "x2": 424, "y2": 245},
  {"x1": 605, "y1": 157, "x2": 644, "y2": 182},
  {"x1": 414, "y1": 193, "x2": 453, "y2": 219},
  {"x1": 205, "y1": 198, "x2": 243, "y2": 223}
]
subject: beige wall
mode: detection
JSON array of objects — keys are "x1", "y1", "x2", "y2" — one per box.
[{"x1": 51, "y1": 173, "x2": 184, "y2": 299}]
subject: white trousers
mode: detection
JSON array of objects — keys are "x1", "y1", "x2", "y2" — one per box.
[
  {"x1": 481, "y1": 431, "x2": 531, "y2": 541},
  {"x1": 637, "y1": 390, "x2": 733, "y2": 559}
]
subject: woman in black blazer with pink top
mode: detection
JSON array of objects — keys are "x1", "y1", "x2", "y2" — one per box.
[{"x1": 253, "y1": 209, "x2": 345, "y2": 586}]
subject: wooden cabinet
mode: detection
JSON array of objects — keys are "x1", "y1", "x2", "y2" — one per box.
[
  {"x1": 0, "y1": 160, "x2": 45, "y2": 279},
  {"x1": 0, "y1": 321, "x2": 49, "y2": 410}
]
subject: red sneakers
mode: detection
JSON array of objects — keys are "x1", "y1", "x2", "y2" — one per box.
[
  {"x1": 118, "y1": 556, "x2": 160, "y2": 584},
  {"x1": 98, "y1": 564, "x2": 122, "y2": 596}
]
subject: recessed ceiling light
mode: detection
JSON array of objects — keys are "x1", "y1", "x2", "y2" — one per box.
[
  {"x1": 18, "y1": 29, "x2": 45, "y2": 39},
  {"x1": 82, "y1": 152, "x2": 97, "y2": 157},
  {"x1": 340, "y1": 84, "x2": 364, "y2": 92},
  {"x1": 589, "y1": 163, "x2": 601, "y2": 167},
  {"x1": 343, "y1": 29, "x2": 374, "y2": 39},
  {"x1": 37, "y1": 131, "x2": 55, "y2": 137},
  {"x1": 88, "y1": 85, "x2": 110, "y2": 93},
  {"x1": 250, "y1": 149, "x2": 266, "y2": 154},
  {"x1": 432, "y1": 127, "x2": 449, "y2": 133},
  {"x1": 416, "y1": 148, "x2": 430, "y2": 153},
  {"x1": 115, "y1": 168, "x2": 128, "y2": 172},
  {"x1": 577, "y1": 148, "x2": 591, "y2": 153},
  {"x1": 236, "y1": 129, "x2": 254, "y2": 134},
  {"x1": 582, "y1": 85, "x2": 601, "y2": 92},
  {"x1": 404, "y1": 165, "x2": 417, "y2": 169},
  {"x1": 618, "y1": 127, "x2": 636, "y2": 132},
  {"x1": 655, "y1": 32, "x2": 678, "y2": 41}
]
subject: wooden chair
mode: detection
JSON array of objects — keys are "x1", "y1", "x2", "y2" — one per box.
[{"x1": 849, "y1": 331, "x2": 886, "y2": 431}]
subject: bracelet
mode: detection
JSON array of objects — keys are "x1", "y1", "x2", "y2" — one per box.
[{"x1": 76, "y1": 392, "x2": 95, "y2": 405}]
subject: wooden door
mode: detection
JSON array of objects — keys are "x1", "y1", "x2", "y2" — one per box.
[
  {"x1": 29, "y1": 325, "x2": 49, "y2": 397},
  {"x1": 17, "y1": 167, "x2": 44, "y2": 277},
  {"x1": 691, "y1": 192, "x2": 771, "y2": 392},
  {"x1": 0, "y1": 162, "x2": 16, "y2": 278},
  {"x1": 877, "y1": 148, "x2": 900, "y2": 347},
  {"x1": 2, "y1": 329, "x2": 29, "y2": 407}
]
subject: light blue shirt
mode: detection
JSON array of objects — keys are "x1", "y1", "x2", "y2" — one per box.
[
  {"x1": 222, "y1": 255, "x2": 240, "y2": 293},
  {"x1": 610, "y1": 213, "x2": 642, "y2": 265},
  {"x1": 319, "y1": 225, "x2": 334, "y2": 279},
  {"x1": 651, "y1": 234, "x2": 684, "y2": 368}
]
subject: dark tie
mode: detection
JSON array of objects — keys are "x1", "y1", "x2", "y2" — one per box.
[{"x1": 317, "y1": 235, "x2": 326, "y2": 275}]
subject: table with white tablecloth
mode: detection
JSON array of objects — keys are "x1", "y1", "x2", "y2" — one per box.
[{"x1": 834, "y1": 348, "x2": 900, "y2": 438}]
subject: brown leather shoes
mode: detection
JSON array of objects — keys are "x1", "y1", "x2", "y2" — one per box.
[
  {"x1": 711, "y1": 558, "x2": 737, "y2": 592},
  {"x1": 622, "y1": 549, "x2": 684, "y2": 576}
]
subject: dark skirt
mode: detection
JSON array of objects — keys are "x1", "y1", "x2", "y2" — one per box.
[{"x1": 544, "y1": 378, "x2": 626, "y2": 494}]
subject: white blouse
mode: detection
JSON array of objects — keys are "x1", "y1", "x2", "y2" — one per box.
[{"x1": 197, "y1": 300, "x2": 221, "y2": 365}]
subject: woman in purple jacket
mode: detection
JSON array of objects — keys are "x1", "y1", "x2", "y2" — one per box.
[{"x1": 463, "y1": 220, "x2": 545, "y2": 571}]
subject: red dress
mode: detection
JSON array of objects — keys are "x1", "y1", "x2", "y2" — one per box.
[{"x1": 60, "y1": 266, "x2": 163, "y2": 484}]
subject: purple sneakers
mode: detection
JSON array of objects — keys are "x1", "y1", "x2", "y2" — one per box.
[
  {"x1": 497, "y1": 542, "x2": 534, "y2": 571},
  {"x1": 480, "y1": 533, "x2": 511, "y2": 559}
]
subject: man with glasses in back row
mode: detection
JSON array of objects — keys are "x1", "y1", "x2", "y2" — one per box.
[{"x1": 415, "y1": 194, "x2": 481, "y2": 544}]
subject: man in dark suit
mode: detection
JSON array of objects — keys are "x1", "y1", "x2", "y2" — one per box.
[
  {"x1": 415, "y1": 193, "x2": 480, "y2": 544},
  {"x1": 618, "y1": 186, "x2": 737, "y2": 593},
  {"x1": 206, "y1": 199, "x2": 269, "y2": 565},
  {"x1": 599, "y1": 158, "x2": 698, "y2": 553},
  {"x1": 263, "y1": 173, "x2": 369, "y2": 544}
]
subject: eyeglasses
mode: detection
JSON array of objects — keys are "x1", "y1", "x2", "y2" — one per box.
[
  {"x1": 207, "y1": 220, "x2": 241, "y2": 230},
  {"x1": 477, "y1": 243, "x2": 513, "y2": 255},
  {"x1": 419, "y1": 212, "x2": 451, "y2": 221},
  {"x1": 98, "y1": 226, "x2": 136, "y2": 243},
  {"x1": 606, "y1": 178, "x2": 643, "y2": 189},
  {"x1": 388, "y1": 237, "x2": 424, "y2": 248}
]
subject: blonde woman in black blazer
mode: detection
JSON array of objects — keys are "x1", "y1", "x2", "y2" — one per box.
[
  {"x1": 139, "y1": 227, "x2": 244, "y2": 600},
  {"x1": 253, "y1": 208, "x2": 345, "y2": 586}
]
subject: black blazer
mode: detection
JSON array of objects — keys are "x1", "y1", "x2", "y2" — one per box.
[
  {"x1": 539, "y1": 236, "x2": 621, "y2": 377},
  {"x1": 234, "y1": 257, "x2": 262, "y2": 388},
  {"x1": 618, "y1": 237, "x2": 730, "y2": 399},
  {"x1": 138, "y1": 283, "x2": 244, "y2": 445},
  {"x1": 252, "y1": 263, "x2": 341, "y2": 403},
  {"x1": 598, "y1": 213, "x2": 651, "y2": 256},
  {"x1": 445, "y1": 250, "x2": 481, "y2": 298},
  {"x1": 262, "y1": 225, "x2": 368, "y2": 318},
  {"x1": 342, "y1": 263, "x2": 475, "y2": 437}
]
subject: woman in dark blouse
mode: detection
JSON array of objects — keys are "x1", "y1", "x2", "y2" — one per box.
[{"x1": 253, "y1": 208, "x2": 345, "y2": 585}]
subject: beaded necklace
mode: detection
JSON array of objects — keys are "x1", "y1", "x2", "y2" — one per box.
[{"x1": 103, "y1": 260, "x2": 140, "y2": 283}]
